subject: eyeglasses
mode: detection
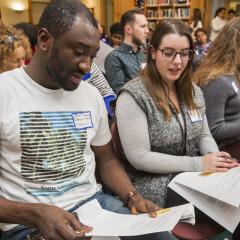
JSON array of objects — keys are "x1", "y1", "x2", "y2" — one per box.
[{"x1": 158, "y1": 48, "x2": 194, "y2": 61}]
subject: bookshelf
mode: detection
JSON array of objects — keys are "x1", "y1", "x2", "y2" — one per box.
[{"x1": 144, "y1": 0, "x2": 191, "y2": 29}]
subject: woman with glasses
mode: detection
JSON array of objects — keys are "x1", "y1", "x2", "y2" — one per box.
[
  {"x1": 115, "y1": 19, "x2": 238, "y2": 208},
  {"x1": 194, "y1": 17, "x2": 240, "y2": 160},
  {"x1": 0, "y1": 26, "x2": 32, "y2": 73}
]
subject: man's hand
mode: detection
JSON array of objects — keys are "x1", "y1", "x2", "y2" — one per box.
[
  {"x1": 127, "y1": 193, "x2": 160, "y2": 218},
  {"x1": 33, "y1": 204, "x2": 92, "y2": 240}
]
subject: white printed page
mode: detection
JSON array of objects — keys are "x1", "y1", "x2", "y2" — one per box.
[
  {"x1": 75, "y1": 199, "x2": 194, "y2": 236},
  {"x1": 170, "y1": 167, "x2": 240, "y2": 207},
  {"x1": 169, "y1": 181, "x2": 240, "y2": 233}
]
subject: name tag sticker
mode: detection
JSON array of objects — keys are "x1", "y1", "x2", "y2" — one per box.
[
  {"x1": 141, "y1": 63, "x2": 146, "y2": 69},
  {"x1": 72, "y1": 112, "x2": 93, "y2": 130},
  {"x1": 232, "y1": 81, "x2": 239, "y2": 93},
  {"x1": 188, "y1": 109, "x2": 203, "y2": 123}
]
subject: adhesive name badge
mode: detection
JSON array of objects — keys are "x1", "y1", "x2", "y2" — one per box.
[
  {"x1": 188, "y1": 109, "x2": 203, "y2": 123},
  {"x1": 72, "y1": 112, "x2": 93, "y2": 130},
  {"x1": 232, "y1": 81, "x2": 239, "y2": 93},
  {"x1": 141, "y1": 62, "x2": 146, "y2": 69}
]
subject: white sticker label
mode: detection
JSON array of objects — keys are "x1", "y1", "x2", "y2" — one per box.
[
  {"x1": 232, "y1": 81, "x2": 239, "y2": 93},
  {"x1": 141, "y1": 62, "x2": 146, "y2": 69},
  {"x1": 72, "y1": 112, "x2": 93, "y2": 130},
  {"x1": 188, "y1": 109, "x2": 203, "y2": 123}
]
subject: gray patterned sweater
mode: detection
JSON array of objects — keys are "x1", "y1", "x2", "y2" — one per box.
[
  {"x1": 202, "y1": 75, "x2": 240, "y2": 148},
  {"x1": 116, "y1": 78, "x2": 218, "y2": 207}
]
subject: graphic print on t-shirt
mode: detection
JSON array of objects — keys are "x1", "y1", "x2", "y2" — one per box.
[{"x1": 20, "y1": 111, "x2": 93, "y2": 196}]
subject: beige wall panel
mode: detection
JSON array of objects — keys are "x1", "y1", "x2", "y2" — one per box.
[
  {"x1": 114, "y1": 0, "x2": 135, "y2": 22},
  {"x1": 31, "y1": 2, "x2": 48, "y2": 25},
  {"x1": 0, "y1": 0, "x2": 29, "y2": 25},
  {"x1": 81, "y1": 0, "x2": 104, "y2": 23}
]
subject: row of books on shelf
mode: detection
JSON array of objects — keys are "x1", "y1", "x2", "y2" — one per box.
[
  {"x1": 145, "y1": 0, "x2": 190, "y2": 6},
  {"x1": 146, "y1": 8, "x2": 189, "y2": 18},
  {"x1": 175, "y1": 7, "x2": 189, "y2": 17},
  {"x1": 146, "y1": 0, "x2": 172, "y2": 5}
]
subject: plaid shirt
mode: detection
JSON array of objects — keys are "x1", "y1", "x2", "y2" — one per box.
[{"x1": 104, "y1": 42, "x2": 146, "y2": 93}]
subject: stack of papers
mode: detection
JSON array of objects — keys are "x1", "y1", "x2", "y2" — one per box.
[
  {"x1": 75, "y1": 199, "x2": 195, "y2": 236},
  {"x1": 169, "y1": 167, "x2": 240, "y2": 233}
]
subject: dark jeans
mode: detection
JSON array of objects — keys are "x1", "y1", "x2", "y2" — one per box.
[{"x1": 0, "y1": 191, "x2": 174, "y2": 240}]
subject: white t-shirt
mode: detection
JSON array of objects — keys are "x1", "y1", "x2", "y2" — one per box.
[
  {"x1": 210, "y1": 16, "x2": 226, "y2": 41},
  {"x1": 0, "y1": 68, "x2": 111, "y2": 230}
]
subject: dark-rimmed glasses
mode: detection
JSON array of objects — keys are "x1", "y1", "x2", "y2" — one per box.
[{"x1": 158, "y1": 48, "x2": 194, "y2": 62}]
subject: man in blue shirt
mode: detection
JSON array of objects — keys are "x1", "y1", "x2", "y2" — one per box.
[{"x1": 105, "y1": 8, "x2": 149, "y2": 94}]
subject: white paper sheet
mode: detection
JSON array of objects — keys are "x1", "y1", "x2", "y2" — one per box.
[
  {"x1": 171, "y1": 167, "x2": 240, "y2": 207},
  {"x1": 75, "y1": 199, "x2": 194, "y2": 236},
  {"x1": 169, "y1": 180, "x2": 240, "y2": 233}
]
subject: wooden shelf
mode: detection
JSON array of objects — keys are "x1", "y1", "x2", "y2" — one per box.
[
  {"x1": 173, "y1": 4, "x2": 190, "y2": 7},
  {"x1": 144, "y1": 0, "x2": 191, "y2": 29}
]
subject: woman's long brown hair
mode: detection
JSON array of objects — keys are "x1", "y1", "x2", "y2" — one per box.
[
  {"x1": 140, "y1": 19, "x2": 196, "y2": 120},
  {"x1": 193, "y1": 17, "x2": 240, "y2": 87}
]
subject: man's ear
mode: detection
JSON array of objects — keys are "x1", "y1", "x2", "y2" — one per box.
[
  {"x1": 124, "y1": 24, "x2": 132, "y2": 35},
  {"x1": 38, "y1": 28, "x2": 52, "y2": 51}
]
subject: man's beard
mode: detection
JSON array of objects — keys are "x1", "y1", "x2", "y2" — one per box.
[
  {"x1": 45, "y1": 47, "x2": 78, "y2": 91},
  {"x1": 132, "y1": 34, "x2": 145, "y2": 47}
]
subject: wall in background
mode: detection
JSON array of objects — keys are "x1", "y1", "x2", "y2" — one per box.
[{"x1": 0, "y1": 0, "x2": 29, "y2": 25}]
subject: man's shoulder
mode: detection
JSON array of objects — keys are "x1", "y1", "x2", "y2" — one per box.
[
  {"x1": 106, "y1": 47, "x2": 124, "y2": 59},
  {"x1": 80, "y1": 81, "x2": 102, "y2": 98},
  {"x1": 0, "y1": 69, "x2": 16, "y2": 80},
  {"x1": 211, "y1": 75, "x2": 235, "y2": 86},
  {"x1": 0, "y1": 68, "x2": 20, "y2": 87}
]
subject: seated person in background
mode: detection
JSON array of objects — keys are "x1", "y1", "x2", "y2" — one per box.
[
  {"x1": 116, "y1": 19, "x2": 238, "y2": 209},
  {"x1": 0, "y1": 1, "x2": 173, "y2": 240},
  {"x1": 227, "y1": 9, "x2": 236, "y2": 21},
  {"x1": 109, "y1": 22, "x2": 123, "y2": 49},
  {"x1": 105, "y1": 8, "x2": 149, "y2": 94},
  {"x1": 0, "y1": 26, "x2": 32, "y2": 73},
  {"x1": 82, "y1": 62, "x2": 116, "y2": 117},
  {"x1": 97, "y1": 21, "x2": 110, "y2": 45},
  {"x1": 194, "y1": 17, "x2": 240, "y2": 159},
  {"x1": 210, "y1": 7, "x2": 226, "y2": 42},
  {"x1": 194, "y1": 28, "x2": 211, "y2": 56},
  {"x1": 192, "y1": 28, "x2": 211, "y2": 70},
  {"x1": 14, "y1": 22, "x2": 38, "y2": 57},
  {"x1": 0, "y1": 19, "x2": 5, "y2": 28},
  {"x1": 188, "y1": 8, "x2": 203, "y2": 40}
]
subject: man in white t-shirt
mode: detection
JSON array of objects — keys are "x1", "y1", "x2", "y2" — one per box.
[{"x1": 0, "y1": 1, "x2": 174, "y2": 240}]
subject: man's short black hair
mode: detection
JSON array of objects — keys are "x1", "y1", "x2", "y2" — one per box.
[
  {"x1": 38, "y1": 0, "x2": 98, "y2": 38},
  {"x1": 228, "y1": 9, "x2": 236, "y2": 15},
  {"x1": 215, "y1": 7, "x2": 226, "y2": 17},
  {"x1": 110, "y1": 22, "x2": 123, "y2": 36},
  {"x1": 14, "y1": 22, "x2": 38, "y2": 47},
  {"x1": 120, "y1": 8, "x2": 145, "y2": 34}
]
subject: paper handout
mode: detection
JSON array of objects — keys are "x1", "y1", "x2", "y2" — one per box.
[
  {"x1": 169, "y1": 180, "x2": 240, "y2": 233},
  {"x1": 170, "y1": 167, "x2": 240, "y2": 207},
  {"x1": 168, "y1": 167, "x2": 240, "y2": 233},
  {"x1": 75, "y1": 199, "x2": 195, "y2": 236}
]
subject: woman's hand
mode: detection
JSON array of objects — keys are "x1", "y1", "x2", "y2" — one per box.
[{"x1": 202, "y1": 151, "x2": 239, "y2": 172}]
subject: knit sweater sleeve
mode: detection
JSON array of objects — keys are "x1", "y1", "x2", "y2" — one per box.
[{"x1": 116, "y1": 91, "x2": 203, "y2": 173}]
